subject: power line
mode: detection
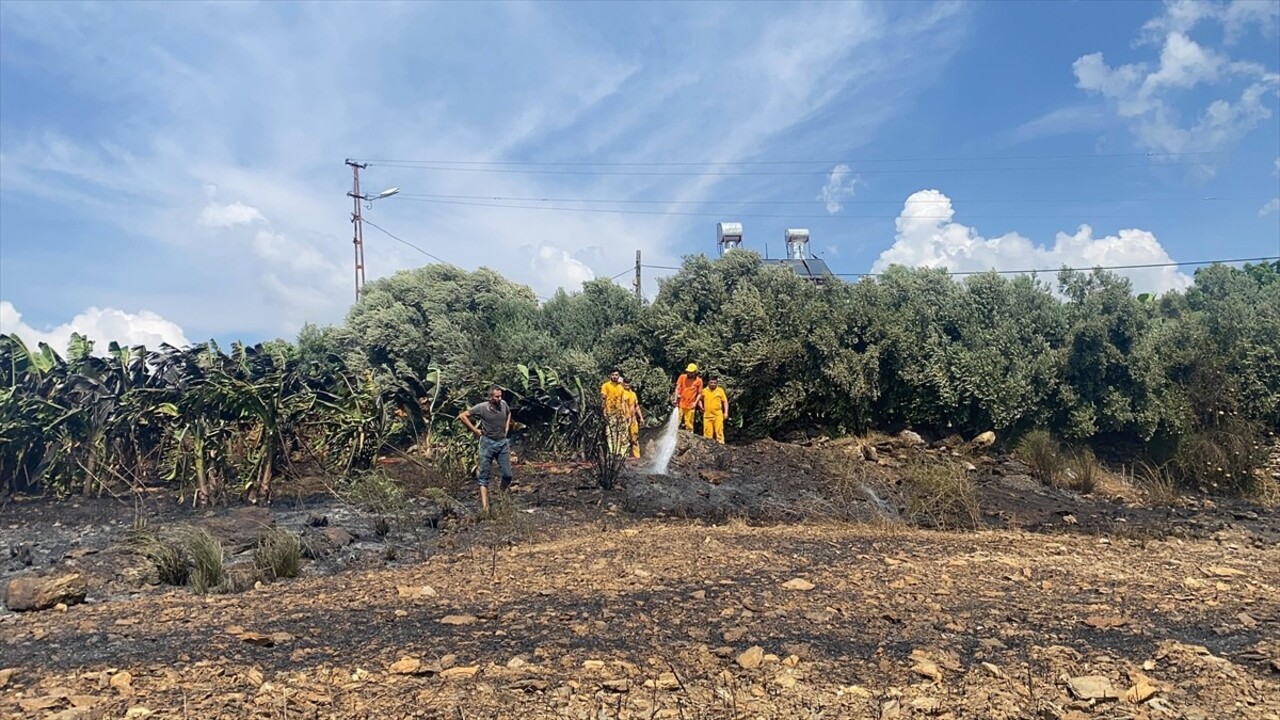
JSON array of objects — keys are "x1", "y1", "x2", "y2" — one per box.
[
  {"x1": 361, "y1": 218, "x2": 453, "y2": 265},
  {"x1": 350, "y1": 149, "x2": 1245, "y2": 167},
  {"x1": 641, "y1": 256, "x2": 1279, "y2": 278},
  {"x1": 393, "y1": 195, "x2": 1245, "y2": 221},
  {"x1": 360, "y1": 160, "x2": 1236, "y2": 177},
  {"x1": 398, "y1": 192, "x2": 1266, "y2": 207}
]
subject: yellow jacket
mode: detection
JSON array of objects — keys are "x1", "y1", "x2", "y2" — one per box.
[{"x1": 701, "y1": 387, "x2": 728, "y2": 418}]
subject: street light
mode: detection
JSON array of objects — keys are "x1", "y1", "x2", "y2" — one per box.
[
  {"x1": 349, "y1": 186, "x2": 399, "y2": 203},
  {"x1": 345, "y1": 158, "x2": 401, "y2": 301}
]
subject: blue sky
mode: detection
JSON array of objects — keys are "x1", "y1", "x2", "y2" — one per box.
[{"x1": 1, "y1": 0, "x2": 1278, "y2": 351}]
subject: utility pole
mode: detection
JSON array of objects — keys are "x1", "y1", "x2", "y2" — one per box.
[
  {"x1": 633, "y1": 250, "x2": 642, "y2": 301},
  {"x1": 346, "y1": 159, "x2": 368, "y2": 302}
]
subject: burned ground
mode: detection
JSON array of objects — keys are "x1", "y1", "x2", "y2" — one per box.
[{"x1": 2, "y1": 431, "x2": 1279, "y2": 719}]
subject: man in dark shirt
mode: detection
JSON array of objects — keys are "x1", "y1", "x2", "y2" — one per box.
[{"x1": 458, "y1": 385, "x2": 512, "y2": 514}]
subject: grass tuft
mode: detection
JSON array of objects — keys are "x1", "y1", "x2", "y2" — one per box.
[
  {"x1": 1016, "y1": 430, "x2": 1062, "y2": 487},
  {"x1": 254, "y1": 528, "x2": 303, "y2": 582}
]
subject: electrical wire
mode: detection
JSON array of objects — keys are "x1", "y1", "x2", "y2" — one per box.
[
  {"x1": 397, "y1": 192, "x2": 1266, "y2": 207},
  {"x1": 642, "y1": 256, "x2": 1280, "y2": 278},
  {"x1": 349, "y1": 149, "x2": 1245, "y2": 167},
  {"x1": 361, "y1": 218, "x2": 453, "y2": 265},
  {"x1": 357, "y1": 160, "x2": 1239, "y2": 177},
  {"x1": 392, "y1": 195, "x2": 1239, "y2": 221}
]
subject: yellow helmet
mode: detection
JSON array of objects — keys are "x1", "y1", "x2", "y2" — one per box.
[{"x1": 686, "y1": 363, "x2": 698, "y2": 373}]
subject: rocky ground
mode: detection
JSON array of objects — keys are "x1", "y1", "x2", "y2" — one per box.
[{"x1": 2, "y1": 430, "x2": 1279, "y2": 719}]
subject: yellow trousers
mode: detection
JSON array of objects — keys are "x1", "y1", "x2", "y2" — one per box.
[
  {"x1": 630, "y1": 422, "x2": 640, "y2": 458},
  {"x1": 702, "y1": 415, "x2": 725, "y2": 443},
  {"x1": 606, "y1": 415, "x2": 630, "y2": 457},
  {"x1": 680, "y1": 407, "x2": 696, "y2": 431}
]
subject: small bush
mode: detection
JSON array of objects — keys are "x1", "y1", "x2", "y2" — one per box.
[
  {"x1": 373, "y1": 516, "x2": 392, "y2": 538},
  {"x1": 254, "y1": 528, "x2": 302, "y2": 581},
  {"x1": 1170, "y1": 422, "x2": 1268, "y2": 496},
  {"x1": 901, "y1": 460, "x2": 980, "y2": 529},
  {"x1": 180, "y1": 528, "x2": 225, "y2": 594},
  {"x1": 127, "y1": 530, "x2": 190, "y2": 586},
  {"x1": 485, "y1": 490, "x2": 532, "y2": 537},
  {"x1": 341, "y1": 471, "x2": 409, "y2": 515},
  {"x1": 1016, "y1": 430, "x2": 1062, "y2": 486},
  {"x1": 1063, "y1": 448, "x2": 1100, "y2": 494}
]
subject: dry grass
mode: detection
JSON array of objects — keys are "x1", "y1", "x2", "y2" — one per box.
[
  {"x1": 1016, "y1": 430, "x2": 1062, "y2": 486},
  {"x1": 1063, "y1": 448, "x2": 1100, "y2": 494},
  {"x1": 181, "y1": 527, "x2": 225, "y2": 594},
  {"x1": 254, "y1": 528, "x2": 303, "y2": 582},
  {"x1": 1134, "y1": 461, "x2": 1179, "y2": 507},
  {"x1": 340, "y1": 471, "x2": 409, "y2": 516},
  {"x1": 900, "y1": 460, "x2": 980, "y2": 529}
]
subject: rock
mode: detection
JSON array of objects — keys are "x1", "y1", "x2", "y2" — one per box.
[
  {"x1": 321, "y1": 527, "x2": 356, "y2": 547},
  {"x1": 4, "y1": 573, "x2": 87, "y2": 612},
  {"x1": 700, "y1": 470, "x2": 730, "y2": 485},
  {"x1": 1204, "y1": 566, "x2": 1246, "y2": 578},
  {"x1": 973, "y1": 431, "x2": 996, "y2": 448},
  {"x1": 963, "y1": 462, "x2": 977, "y2": 472},
  {"x1": 1084, "y1": 615, "x2": 1130, "y2": 629},
  {"x1": 440, "y1": 614, "x2": 478, "y2": 626},
  {"x1": 737, "y1": 646, "x2": 765, "y2": 670},
  {"x1": 199, "y1": 507, "x2": 273, "y2": 553},
  {"x1": 910, "y1": 698, "x2": 941, "y2": 714},
  {"x1": 774, "y1": 672, "x2": 798, "y2": 689},
  {"x1": 0, "y1": 667, "x2": 14, "y2": 689},
  {"x1": 861, "y1": 445, "x2": 879, "y2": 462},
  {"x1": 601, "y1": 679, "x2": 631, "y2": 692},
  {"x1": 911, "y1": 659, "x2": 942, "y2": 682},
  {"x1": 723, "y1": 627, "x2": 748, "y2": 643},
  {"x1": 124, "y1": 709, "x2": 154, "y2": 719},
  {"x1": 440, "y1": 666, "x2": 478, "y2": 680},
  {"x1": 389, "y1": 657, "x2": 424, "y2": 675},
  {"x1": 898, "y1": 430, "x2": 927, "y2": 447},
  {"x1": 1067, "y1": 675, "x2": 1119, "y2": 701},
  {"x1": 109, "y1": 671, "x2": 134, "y2": 697},
  {"x1": 1125, "y1": 674, "x2": 1158, "y2": 704},
  {"x1": 654, "y1": 672, "x2": 680, "y2": 690},
  {"x1": 236, "y1": 632, "x2": 275, "y2": 647},
  {"x1": 690, "y1": 590, "x2": 706, "y2": 601},
  {"x1": 583, "y1": 660, "x2": 606, "y2": 671},
  {"x1": 781, "y1": 578, "x2": 815, "y2": 591},
  {"x1": 397, "y1": 585, "x2": 437, "y2": 600}
]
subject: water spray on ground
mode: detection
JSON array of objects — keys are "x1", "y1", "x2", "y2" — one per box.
[{"x1": 646, "y1": 408, "x2": 681, "y2": 475}]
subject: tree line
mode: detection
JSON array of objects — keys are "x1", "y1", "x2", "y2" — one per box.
[{"x1": 4, "y1": 254, "x2": 1277, "y2": 500}]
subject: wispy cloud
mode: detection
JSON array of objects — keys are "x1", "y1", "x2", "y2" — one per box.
[
  {"x1": 0, "y1": 1, "x2": 973, "y2": 345},
  {"x1": 819, "y1": 164, "x2": 861, "y2": 214},
  {"x1": 1073, "y1": 3, "x2": 1280, "y2": 154}
]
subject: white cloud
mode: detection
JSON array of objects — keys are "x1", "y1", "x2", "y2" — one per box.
[
  {"x1": 0, "y1": 300, "x2": 190, "y2": 355},
  {"x1": 1074, "y1": 5, "x2": 1280, "y2": 154},
  {"x1": 1260, "y1": 198, "x2": 1280, "y2": 216},
  {"x1": 873, "y1": 190, "x2": 1191, "y2": 293},
  {"x1": 529, "y1": 245, "x2": 595, "y2": 294},
  {"x1": 818, "y1": 164, "x2": 860, "y2": 214},
  {"x1": 1141, "y1": 0, "x2": 1280, "y2": 44},
  {"x1": 198, "y1": 201, "x2": 265, "y2": 228}
]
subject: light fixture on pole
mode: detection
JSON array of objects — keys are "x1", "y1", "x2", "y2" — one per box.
[{"x1": 345, "y1": 159, "x2": 399, "y2": 301}]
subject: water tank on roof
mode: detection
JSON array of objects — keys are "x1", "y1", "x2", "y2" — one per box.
[
  {"x1": 784, "y1": 228, "x2": 810, "y2": 260},
  {"x1": 717, "y1": 222, "x2": 743, "y2": 255}
]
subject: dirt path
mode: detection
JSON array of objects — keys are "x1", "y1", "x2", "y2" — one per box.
[{"x1": 4, "y1": 520, "x2": 1277, "y2": 719}]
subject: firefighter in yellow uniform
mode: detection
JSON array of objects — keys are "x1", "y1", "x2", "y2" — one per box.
[
  {"x1": 699, "y1": 376, "x2": 728, "y2": 444},
  {"x1": 600, "y1": 369, "x2": 628, "y2": 457},
  {"x1": 622, "y1": 378, "x2": 643, "y2": 458},
  {"x1": 673, "y1": 364, "x2": 702, "y2": 431}
]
